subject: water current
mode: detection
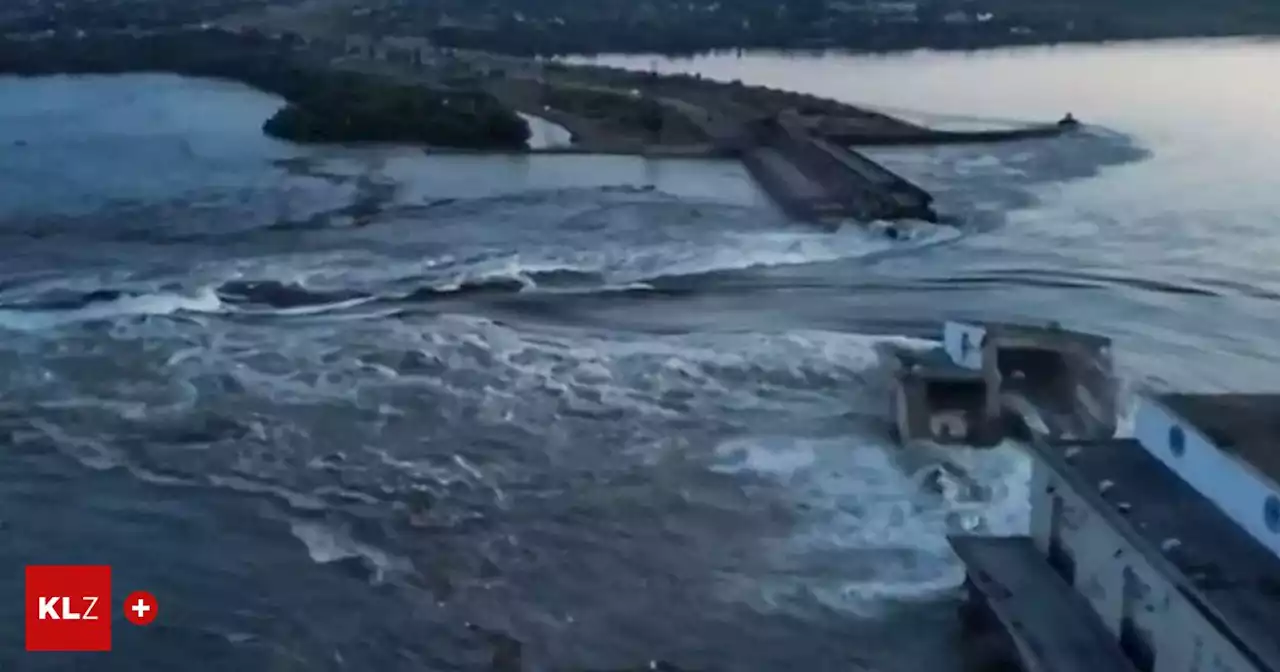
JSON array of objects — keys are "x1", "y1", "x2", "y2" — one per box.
[{"x1": 2, "y1": 38, "x2": 1279, "y2": 671}]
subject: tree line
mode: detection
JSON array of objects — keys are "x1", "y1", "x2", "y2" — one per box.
[{"x1": 358, "y1": 0, "x2": 1280, "y2": 56}]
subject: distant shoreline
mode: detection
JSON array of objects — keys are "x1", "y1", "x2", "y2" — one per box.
[
  {"x1": 556, "y1": 33, "x2": 1280, "y2": 61},
  {"x1": 0, "y1": 28, "x2": 1082, "y2": 160},
  {"x1": 359, "y1": 22, "x2": 1280, "y2": 61}
]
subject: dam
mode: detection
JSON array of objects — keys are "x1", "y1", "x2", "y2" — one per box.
[
  {"x1": 737, "y1": 116, "x2": 938, "y2": 225},
  {"x1": 879, "y1": 322, "x2": 1280, "y2": 672}
]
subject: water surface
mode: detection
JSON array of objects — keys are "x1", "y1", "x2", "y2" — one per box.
[{"x1": 2, "y1": 41, "x2": 1279, "y2": 670}]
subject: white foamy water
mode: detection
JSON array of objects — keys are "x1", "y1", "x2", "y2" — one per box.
[
  {"x1": 712, "y1": 430, "x2": 1031, "y2": 618},
  {"x1": 693, "y1": 329, "x2": 1028, "y2": 618},
  {"x1": 287, "y1": 519, "x2": 414, "y2": 585},
  {"x1": 519, "y1": 112, "x2": 574, "y2": 149},
  {"x1": 0, "y1": 287, "x2": 224, "y2": 331}
]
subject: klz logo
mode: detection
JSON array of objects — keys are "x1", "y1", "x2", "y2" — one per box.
[
  {"x1": 37, "y1": 596, "x2": 102, "y2": 620},
  {"x1": 25, "y1": 565, "x2": 112, "y2": 652}
]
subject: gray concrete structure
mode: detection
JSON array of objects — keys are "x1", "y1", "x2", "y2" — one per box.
[
  {"x1": 883, "y1": 345, "x2": 1000, "y2": 447},
  {"x1": 740, "y1": 116, "x2": 937, "y2": 224},
  {"x1": 951, "y1": 535, "x2": 1140, "y2": 672},
  {"x1": 943, "y1": 320, "x2": 1117, "y2": 439},
  {"x1": 883, "y1": 320, "x2": 1117, "y2": 448},
  {"x1": 946, "y1": 337, "x2": 1280, "y2": 672}
]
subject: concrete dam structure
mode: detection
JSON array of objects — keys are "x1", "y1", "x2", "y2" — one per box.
[
  {"x1": 737, "y1": 116, "x2": 937, "y2": 225},
  {"x1": 882, "y1": 321, "x2": 1280, "y2": 672}
]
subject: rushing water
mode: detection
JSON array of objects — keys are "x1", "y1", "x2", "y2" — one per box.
[
  {"x1": 519, "y1": 113, "x2": 575, "y2": 149},
  {"x1": 1, "y1": 40, "x2": 1278, "y2": 670}
]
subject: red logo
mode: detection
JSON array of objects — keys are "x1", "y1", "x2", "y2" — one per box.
[
  {"x1": 25, "y1": 565, "x2": 112, "y2": 652},
  {"x1": 123, "y1": 591, "x2": 158, "y2": 626}
]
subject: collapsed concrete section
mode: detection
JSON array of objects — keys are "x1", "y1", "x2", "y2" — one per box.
[
  {"x1": 740, "y1": 116, "x2": 938, "y2": 225},
  {"x1": 883, "y1": 345, "x2": 1002, "y2": 448},
  {"x1": 944, "y1": 321, "x2": 1117, "y2": 440},
  {"x1": 883, "y1": 320, "x2": 1118, "y2": 447}
]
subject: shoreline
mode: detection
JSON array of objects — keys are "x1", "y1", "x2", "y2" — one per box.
[
  {"x1": 335, "y1": 46, "x2": 1076, "y2": 159},
  {"x1": 0, "y1": 39, "x2": 1077, "y2": 163},
  {"x1": 0, "y1": 26, "x2": 1083, "y2": 158},
  {"x1": 0, "y1": 28, "x2": 1072, "y2": 226},
  {"x1": 417, "y1": 29, "x2": 1280, "y2": 61},
  {"x1": 611, "y1": 33, "x2": 1280, "y2": 59}
]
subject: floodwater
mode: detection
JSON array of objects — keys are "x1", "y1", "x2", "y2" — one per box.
[
  {"x1": 2, "y1": 38, "x2": 1278, "y2": 670},
  {"x1": 519, "y1": 112, "x2": 574, "y2": 149}
]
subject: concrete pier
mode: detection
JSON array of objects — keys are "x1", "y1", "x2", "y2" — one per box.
[
  {"x1": 883, "y1": 345, "x2": 1001, "y2": 447},
  {"x1": 740, "y1": 117, "x2": 937, "y2": 224}
]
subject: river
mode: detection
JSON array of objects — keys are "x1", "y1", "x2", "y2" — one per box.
[{"x1": 1, "y1": 39, "x2": 1278, "y2": 671}]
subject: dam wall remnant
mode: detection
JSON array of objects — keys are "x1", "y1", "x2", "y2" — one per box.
[{"x1": 738, "y1": 115, "x2": 937, "y2": 224}]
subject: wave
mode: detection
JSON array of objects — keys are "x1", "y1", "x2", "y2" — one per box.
[
  {"x1": 885, "y1": 267, "x2": 1275, "y2": 301},
  {"x1": 10, "y1": 281, "x2": 1028, "y2": 628},
  {"x1": 218, "y1": 272, "x2": 603, "y2": 310},
  {"x1": 215, "y1": 279, "x2": 379, "y2": 315},
  {"x1": 0, "y1": 213, "x2": 961, "y2": 328},
  {"x1": 209, "y1": 223, "x2": 947, "y2": 311},
  {"x1": 287, "y1": 518, "x2": 414, "y2": 586},
  {"x1": 712, "y1": 433, "x2": 1030, "y2": 618},
  {"x1": 0, "y1": 286, "x2": 223, "y2": 330},
  {"x1": 8, "y1": 288, "x2": 129, "y2": 310},
  {"x1": 27, "y1": 260, "x2": 1230, "y2": 339},
  {"x1": 388, "y1": 221, "x2": 957, "y2": 299}
]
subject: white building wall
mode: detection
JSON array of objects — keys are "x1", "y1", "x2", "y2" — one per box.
[
  {"x1": 1133, "y1": 397, "x2": 1280, "y2": 561},
  {"x1": 1030, "y1": 461, "x2": 1265, "y2": 672}
]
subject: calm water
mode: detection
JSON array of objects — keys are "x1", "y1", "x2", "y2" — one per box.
[{"x1": 1, "y1": 40, "x2": 1278, "y2": 670}]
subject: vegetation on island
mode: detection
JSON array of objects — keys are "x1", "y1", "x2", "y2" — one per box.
[
  {"x1": 260, "y1": 74, "x2": 530, "y2": 147},
  {"x1": 540, "y1": 87, "x2": 668, "y2": 138},
  {"x1": 0, "y1": 29, "x2": 530, "y2": 149},
  {"x1": 0, "y1": 0, "x2": 296, "y2": 34}
]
